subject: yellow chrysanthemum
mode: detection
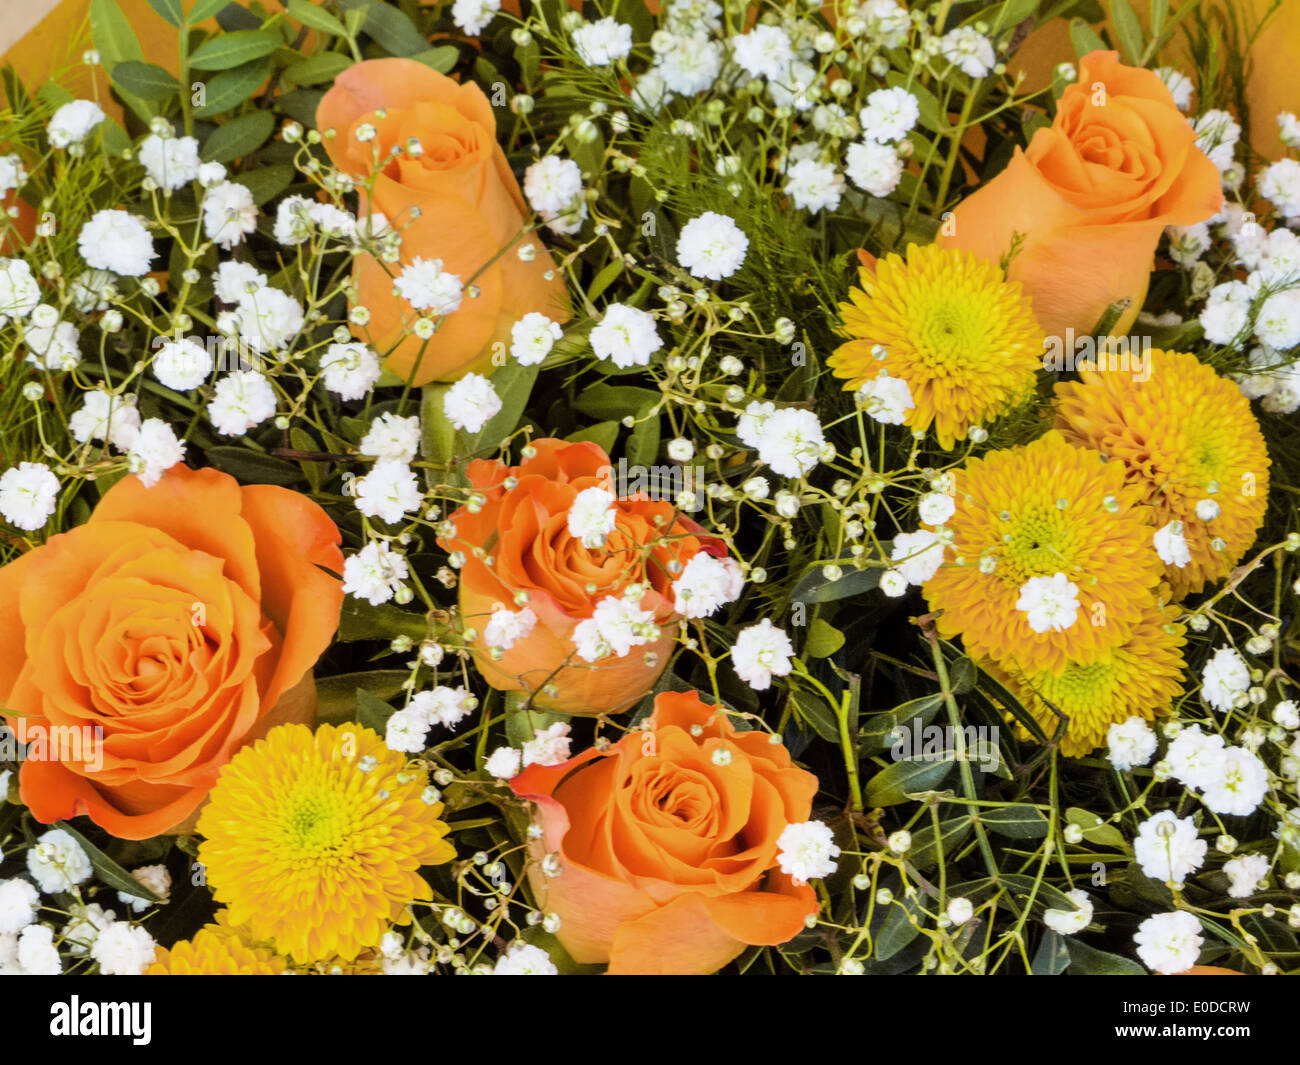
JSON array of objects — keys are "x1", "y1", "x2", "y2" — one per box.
[
  {"x1": 923, "y1": 430, "x2": 1163, "y2": 675},
  {"x1": 146, "y1": 924, "x2": 290, "y2": 975},
  {"x1": 1054, "y1": 347, "x2": 1270, "y2": 600},
  {"x1": 196, "y1": 722, "x2": 454, "y2": 964},
  {"x1": 982, "y1": 603, "x2": 1187, "y2": 756},
  {"x1": 828, "y1": 243, "x2": 1044, "y2": 448}
]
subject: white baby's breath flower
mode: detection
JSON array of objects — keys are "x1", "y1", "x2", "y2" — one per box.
[
  {"x1": 484, "y1": 606, "x2": 537, "y2": 650},
  {"x1": 78, "y1": 210, "x2": 156, "y2": 276},
  {"x1": 1133, "y1": 811, "x2": 1206, "y2": 886},
  {"x1": 342, "y1": 540, "x2": 409, "y2": 606},
  {"x1": 510, "y1": 312, "x2": 563, "y2": 365},
  {"x1": 47, "y1": 99, "x2": 105, "y2": 148},
  {"x1": 567, "y1": 486, "x2": 617, "y2": 549},
  {"x1": 572, "y1": 17, "x2": 633, "y2": 67},
  {"x1": 1043, "y1": 889, "x2": 1093, "y2": 935},
  {"x1": 731, "y1": 618, "x2": 793, "y2": 690},
  {"x1": 452, "y1": 0, "x2": 500, "y2": 37},
  {"x1": 1107, "y1": 717, "x2": 1158, "y2": 772},
  {"x1": 320, "y1": 342, "x2": 381, "y2": 401},
  {"x1": 776, "y1": 821, "x2": 840, "y2": 885},
  {"x1": 1015, "y1": 572, "x2": 1080, "y2": 634},
  {"x1": 203, "y1": 181, "x2": 258, "y2": 249},
  {"x1": 443, "y1": 372, "x2": 501, "y2": 433},
  {"x1": 359, "y1": 412, "x2": 420, "y2": 463},
  {"x1": 676, "y1": 212, "x2": 748, "y2": 280},
  {"x1": 0, "y1": 462, "x2": 59, "y2": 532},
  {"x1": 1201, "y1": 646, "x2": 1250, "y2": 712},
  {"x1": 354, "y1": 460, "x2": 422, "y2": 525},
  {"x1": 523, "y1": 156, "x2": 583, "y2": 215},
  {"x1": 394, "y1": 257, "x2": 464, "y2": 316},
  {"x1": 1134, "y1": 911, "x2": 1202, "y2": 974},
  {"x1": 26, "y1": 828, "x2": 92, "y2": 894},
  {"x1": 672, "y1": 551, "x2": 743, "y2": 618},
  {"x1": 783, "y1": 157, "x2": 844, "y2": 213},
  {"x1": 590, "y1": 303, "x2": 663, "y2": 367},
  {"x1": 207, "y1": 370, "x2": 276, "y2": 436},
  {"x1": 138, "y1": 133, "x2": 201, "y2": 190},
  {"x1": 125, "y1": 418, "x2": 186, "y2": 487},
  {"x1": 152, "y1": 336, "x2": 213, "y2": 391}
]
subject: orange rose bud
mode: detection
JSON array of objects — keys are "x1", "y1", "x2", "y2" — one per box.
[
  {"x1": 938, "y1": 51, "x2": 1222, "y2": 339},
  {"x1": 0, "y1": 465, "x2": 344, "y2": 840},
  {"x1": 438, "y1": 439, "x2": 725, "y2": 716},
  {"x1": 316, "y1": 58, "x2": 572, "y2": 385},
  {"x1": 511, "y1": 690, "x2": 820, "y2": 974}
]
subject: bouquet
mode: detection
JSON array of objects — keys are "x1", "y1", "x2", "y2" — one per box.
[{"x1": 0, "y1": 0, "x2": 1296, "y2": 979}]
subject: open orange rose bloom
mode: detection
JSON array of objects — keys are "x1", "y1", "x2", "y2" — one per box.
[
  {"x1": 512, "y1": 690, "x2": 819, "y2": 975},
  {"x1": 0, "y1": 466, "x2": 343, "y2": 839}
]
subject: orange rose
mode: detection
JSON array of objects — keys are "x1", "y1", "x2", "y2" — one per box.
[
  {"x1": 0, "y1": 465, "x2": 343, "y2": 839},
  {"x1": 316, "y1": 59, "x2": 572, "y2": 385},
  {"x1": 939, "y1": 51, "x2": 1221, "y2": 338},
  {"x1": 511, "y1": 690, "x2": 820, "y2": 974},
  {"x1": 437, "y1": 439, "x2": 726, "y2": 717}
]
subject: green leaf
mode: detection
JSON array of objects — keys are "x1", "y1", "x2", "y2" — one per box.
[
  {"x1": 874, "y1": 892, "x2": 921, "y2": 960},
  {"x1": 790, "y1": 691, "x2": 840, "y2": 744},
  {"x1": 1150, "y1": 0, "x2": 1169, "y2": 37},
  {"x1": 187, "y1": 0, "x2": 233, "y2": 22},
  {"x1": 1032, "y1": 930, "x2": 1071, "y2": 975},
  {"x1": 1069, "y1": 17, "x2": 1109, "y2": 59},
  {"x1": 586, "y1": 260, "x2": 625, "y2": 305},
  {"x1": 947, "y1": 655, "x2": 976, "y2": 694},
  {"x1": 146, "y1": 0, "x2": 185, "y2": 26},
  {"x1": 859, "y1": 693, "x2": 943, "y2": 754},
  {"x1": 504, "y1": 700, "x2": 567, "y2": 747},
  {"x1": 804, "y1": 617, "x2": 844, "y2": 659},
  {"x1": 201, "y1": 109, "x2": 275, "y2": 162},
  {"x1": 863, "y1": 754, "x2": 954, "y2": 807},
  {"x1": 907, "y1": 815, "x2": 972, "y2": 872},
  {"x1": 90, "y1": 0, "x2": 156, "y2": 122},
  {"x1": 1109, "y1": 0, "x2": 1144, "y2": 65},
  {"x1": 356, "y1": 689, "x2": 397, "y2": 734},
  {"x1": 289, "y1": 426, "x2": 322, "y2": 491},
  {"x1": 572, "y1": 383, "x2": 659, "y2": 420},
  {"x1": 285, "y1": 51, "x2": 353, "y2": 87},
  {"x1": 626, "y1": 411, "x2": 659, "y2": 467},
  {"x1": 316, "y1": 670, "x2": 410, "y2": 723},
  {"x1": 1065, "y1": 936, "x2": 1145, "y2": 975},
  {"x1": 110, "y1": 60, "x2": 180, "y2": 101},
  {"x1": 205, "y1": 445, "x2": 304, "y2": 485},
  {"x1": 1065, "y1": 807, "x2": 1127, "y2": 848},
  {"x1": 566, "y1": 420, "x2": 619, "y2": 453},
  {"x1": 988, "y1": 0, "x2": 1040, "y2": 34},
  {"x1": 189, "y1": 29, "x2": 281, "y2": 70},
  {"x1": 349, "y1": 0, "x2": 429, "y2": 56},
  {"x1": 410, "y1": 46, "x2": 459, "y2": 74},
  {"x1": 338, "y1": 597, "x2": 428, "y2": 643},
  {"x1": 790, "y1": 563, "x2": 882, "y2": 604},
  {"x1": 980, "y1": 804, "x2": 1049, "y2": 839},
  {"x1": 287, "y1": 0, "x2": 348, "y2": 35},
  {"x1": 194, "y1": 56, "x2": 272, "y2": 116},
  {"x1": 231, "y1": 163, "x2": 294, "y2": 204},
  {"x1": 56, "y1": 822, "x2": 163, "y2": 902}
]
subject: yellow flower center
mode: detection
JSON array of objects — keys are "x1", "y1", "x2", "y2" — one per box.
[
  {"x1": 280, "y1": 778, "x2": 354, "y2": 860},
  {"x1": 998, "y1": 505, "x2": 1082, "y2": 584}
]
